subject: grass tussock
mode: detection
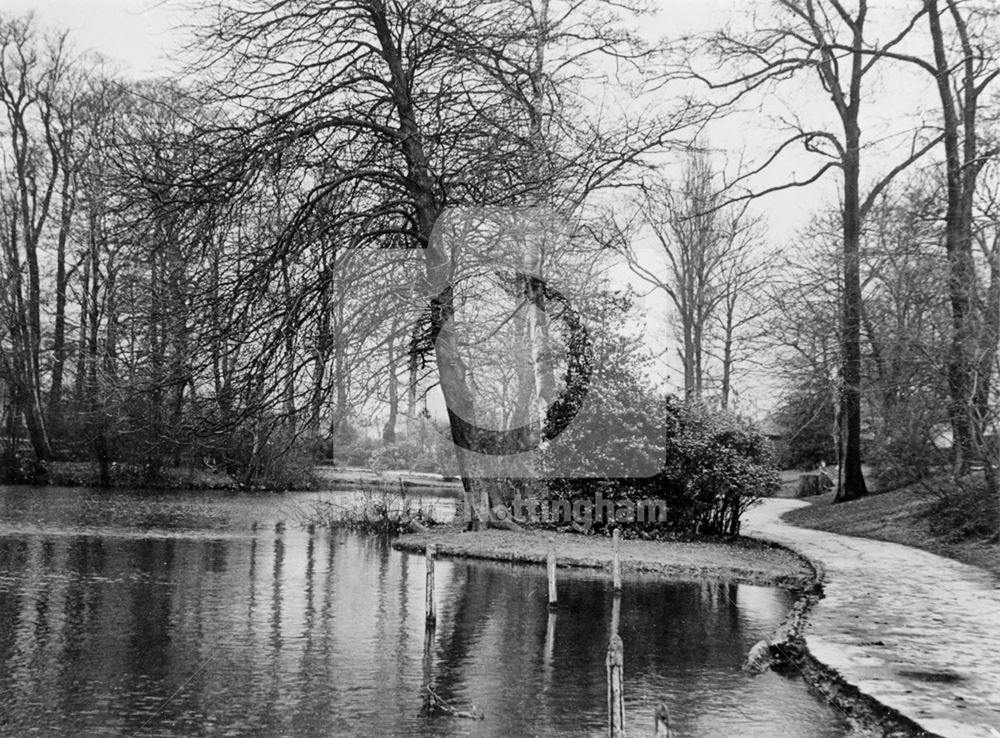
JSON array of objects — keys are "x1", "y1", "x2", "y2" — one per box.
[{"x1": 293, "y1": 489, "x2": 441, "y2": 535}]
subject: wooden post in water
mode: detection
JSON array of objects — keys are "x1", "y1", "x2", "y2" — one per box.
[
  {"x1": 422, "y1": 622, "x2": 435, "y2": 686},
  {"x1": 543, "y1": 610, "x2": 557, "y2": 683},
  {"x1": 606, "y1": 633, "x2": 625, "y2": 738},
  {"x1": 611, "y1": 528, "x2": 622, "y2": 592},
  {"x1": 547, "y1": 549, "x2": 558, "y2": 610},
  {"x1": 425, "y1": 544, "x2": 436, "y2": 624},
  {"x1": 653, "y1": 702, "x2": 673, "y2": 737},
  {"x1": 610, "y1": 592, "x2": 621, "y2": 638}
]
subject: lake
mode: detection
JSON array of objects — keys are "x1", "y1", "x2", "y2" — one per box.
[{"x1": 0, "y1": 485, "x2": 853, "y2": 736}]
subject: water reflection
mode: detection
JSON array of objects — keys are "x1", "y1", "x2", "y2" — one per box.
[{"x1": 0, "y1": 486, "x2": 850, "y2": 736}]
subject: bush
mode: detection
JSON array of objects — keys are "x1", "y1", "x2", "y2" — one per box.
[
  {"x1": 368, "y1": 443, "x2": 417, "y2": 472},
  {"x1": 658, "y1": 401, "x2": 779, "y2": 537},
  {"x1": 922, "y1": 475, "x2": 998, "y2": 542},
  {"x1": 368, "y1": 441, "x2": 443, "y2": 474},
  {"x1": 335, "y1": 430, "x2": 459, "y2": 477},
  {"x1": 541, "y1": 397, "x2": 778, "y2": 538},
  {"x1": 354, "y1": 425, "x2": 460, "y2": 477},
  {"x1": 869, "y1": 400, "x2": 948, "y2": 490},
  {"x1": 335, "y1": 437, "x2": 379, "y2": 467},
  {"x1": 772, "y1": 388, "x2": 836, "y2": 470},
  {"x1": 292, "y1": 489, "x2": 440, "y2": 535},
  {"x1": 194, "y1": 419, "x2": 316, "y2": 490}
]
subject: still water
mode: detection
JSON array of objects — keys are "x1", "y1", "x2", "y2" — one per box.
[{"x1": 0, "y1": 485, "x2": 852, "y2": 737}]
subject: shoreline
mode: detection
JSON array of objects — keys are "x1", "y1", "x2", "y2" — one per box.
[
  {"x1": 745, "y1": 500, "x2": 991, "y2": 738},
  {"x1": 393, "y1": 524, "x2": 815, "y2": 590},
  {"x1": 395, "y1": 521, "x2": 942, "y2": 738},
  {"x1": 3, "y1": 461, "x2": 464, "y2": 494},
  {"x1": 2, "y1": 461, "x2": 244, "y2": 491},
  {"x1": 746, "y1": 530, "x2": 942, "y2": 738}
]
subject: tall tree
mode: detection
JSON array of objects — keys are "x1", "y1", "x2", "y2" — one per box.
[
  {"x1": 684, "y1": 0, "x2": 940, "y2": 500},
  {"x1": 194, "y1": 0, "x2": 685, "y2": 525},
  {"x1": 922, "y1": 0, "x2": 998, "y2": 473},
  {"x1": 0, "y1": 15, "x2": 81, "y2": 461},
  {"x1": 843, "y1": 0, "x2": 1000, "y2": 487},
  {"x1": 626, "y1": 150, "x2": 768, "y2": 406}
]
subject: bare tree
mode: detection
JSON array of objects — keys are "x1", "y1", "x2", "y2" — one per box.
[
  {"x1": 0, "y1": 15, "x2": 84, "y2": 461},
  {"x1": 971, "y1": 159, "x2": 1000, "y2": 505},
  {"x1": 191, "y1": 0, "x2": 689, "y2": 525},
  {"x1": 924, "y1": 0, "x2": 999, "y2": 473},
  {"x1": 682, "y1": 0, "x2": 942, "y2": 500},
  {"x1": 626, "y1": 150, "x2": 769, "y2": 406},
  {"x1": 712, "y1": 223, "x2": 773, "y2": 411}
]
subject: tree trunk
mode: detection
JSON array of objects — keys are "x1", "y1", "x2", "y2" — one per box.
[
  {"x1": 835, "y1": 122, "x2": 869, "y2": 502},
  {"x1": 510, "y1": 307, "x2": 535, "y2": 429},
  {"x1": 524, "y1": 0, "x2": 558, "y2": 434},
  {"x1": 280, "y1": 256, "x2": 297, "y2": 434},
  {"x1": 309, "y1": 257, "x2": 333, "y2": 438},
  {"x1": 523, "y1": 265, "x2": 555, "y2": 432},
  {"x1": 49, "y1": 166, "x2": 75, "y2": 421},
  {"x1": 720, "y1": 304, "x2": 734, "y2": 410},
  {"x1": 370, "y1": 0, "x2": 492, "y2": 527},
  {"x1": 383, "y1": 322, "x2": 398, "y2": 444},
  {"x1": 926, "y1": 0, "x2": 984, "y2": 475}
]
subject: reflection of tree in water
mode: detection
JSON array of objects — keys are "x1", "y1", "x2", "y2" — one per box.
[
  {"x1": 427, "y1": 567, "x2": 756, "y2": 736},
  {"x1": 370, "y1": 534, "x2": 415, "y2": 713},
  {"x1": 427, "y1": 562, "x2": 607, "y2": 735},
  {"x1": 0, "y1": 509, "x2": 844, "y2": 737}
]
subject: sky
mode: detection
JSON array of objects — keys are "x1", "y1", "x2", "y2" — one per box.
[
  {"x1": 3, "y1": 0, "x2": 183, "y2": 77},
  {"x1": 4, "y1": 0, "x2": 740, "y2": 70}
]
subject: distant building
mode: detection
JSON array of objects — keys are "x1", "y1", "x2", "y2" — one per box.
[{"x1": 757, "y1": 415, "x2": 790, "y2": 469}]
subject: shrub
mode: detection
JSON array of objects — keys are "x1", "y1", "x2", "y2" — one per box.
[
  {"x1": 921, "y1": 475, "x2": 998, "y2": 542},
  {"x1": 869, "y1": 400, "x2": 949, "y2": 490},
  {"x1": 292, "y1": 489, "x2": 440, "y2": 535},
  {"x1": 659, "y1": 401, "x2": 779, "y2": 537},
  {"x1": 363, "y1": 427, "x2": 460, "y2": 476},
  {"x1": 541, "y1": 396, "x2": 778, "y2": 538},
  {"x1": 368, "y1": 441, "x2": 437, "y2": 474},
  {"x1": 334, "y1": 436, "x2": 378, "y2": 467},
  {"x1": 772, "y1": 388, "x2": 836, "y2": 470}
]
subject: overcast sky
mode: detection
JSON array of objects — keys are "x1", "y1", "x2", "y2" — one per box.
[
  {"x1": 2, "y1": 1, "x2": 180, "y2": 76},
  {"x1": 3, "y1": 1, "x2": 743, "y2": 73}
]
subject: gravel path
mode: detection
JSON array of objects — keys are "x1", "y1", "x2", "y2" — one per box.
[{"x1": 744, "y1": 498, "x2": 1000, "y2": 738}]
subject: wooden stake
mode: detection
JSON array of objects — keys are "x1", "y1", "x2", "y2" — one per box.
[
  {"x1": 611, "y1": 528, "x2": 622, "y2": 592},
  {"x1": 422, "y1": 622, "x2": 435, "y2": 687},
  {"x1": 653, "y1": 702, "x2": 672, "y2": 737},
  {"x1": 610, "y1": 592, "x2": 621, "y2": 638},
  {"x1": 547, "y1": 549, "x2": 558, "y2": 610},
  {"x1": 425, "y1": 544, "x2": 436, "y2": 624},
  {"x1": 543, "y1": 610, "x2": 557, "y2": 678},
  {"x1": 606, "y1": 633, "x2": 625, "y2": 738}
]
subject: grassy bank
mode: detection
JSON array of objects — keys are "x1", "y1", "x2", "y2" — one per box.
[
  {"x1": 784, "y1": 482, "x2": 1000, "y2": 579},
  {"x1": 393, "y1": 525, "x2": 815, "y2": 590}
]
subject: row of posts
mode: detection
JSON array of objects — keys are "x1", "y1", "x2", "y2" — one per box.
[{"x1": 423, "y1": 528, "x2": 672, "y2": 737}]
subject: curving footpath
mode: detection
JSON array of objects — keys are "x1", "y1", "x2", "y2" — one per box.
[{"x1": 743, "y1": 498, "x2": 1000, "y2": 738}]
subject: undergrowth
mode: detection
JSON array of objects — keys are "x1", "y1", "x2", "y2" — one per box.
[
  {"x1": 292, "y1": 488, "x2": 441, "y2": 535},
  {"x1": 919, "y1": 474, "x2": 998, "y2": 543}
]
